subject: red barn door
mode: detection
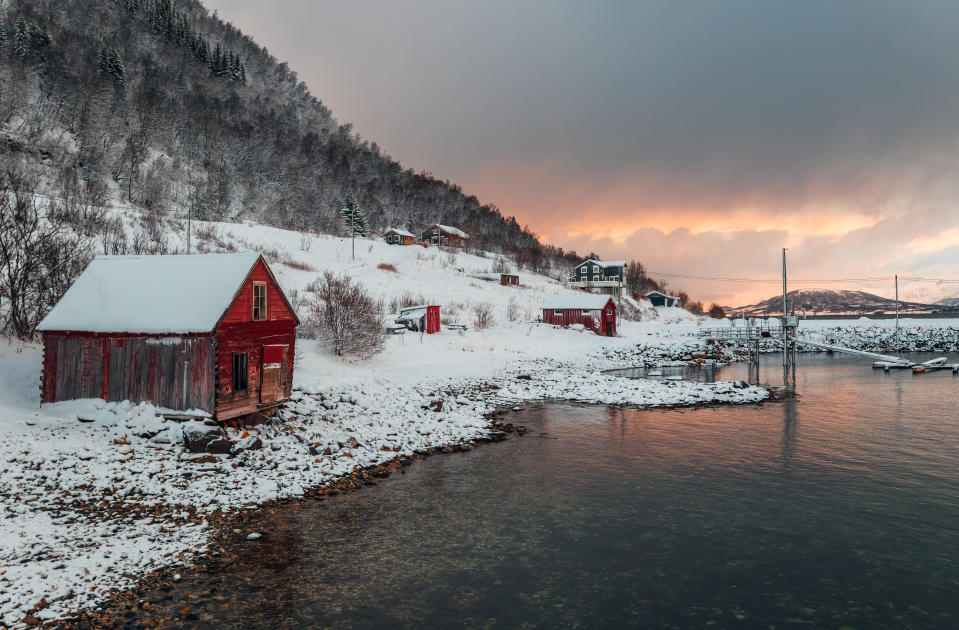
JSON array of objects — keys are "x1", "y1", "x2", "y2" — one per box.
[{"x1": 260, "y1": 344, "x2": 289, "y2": 404}]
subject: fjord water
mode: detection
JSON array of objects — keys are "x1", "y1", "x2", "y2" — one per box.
[{"x1": 155, "y1": 354, "x2": 959, "y2": 628}]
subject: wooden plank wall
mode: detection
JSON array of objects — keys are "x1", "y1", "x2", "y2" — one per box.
[
  {"x1": 107, "y1": 338, "x2": 215, "y2": 411},
  {"x1": 45, "y1": 335, "x2": 215, "y2": 412}
]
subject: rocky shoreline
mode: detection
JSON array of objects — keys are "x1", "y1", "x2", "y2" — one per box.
[{"x1": 43, "y1": 417, "x2": 528, "y2": 629}]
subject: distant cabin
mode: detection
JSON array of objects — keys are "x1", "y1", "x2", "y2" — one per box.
[
  {"x1": 645, "y1": 290, "x2": 681, "y2": 307},
  {"x1": 469, "y1": 272, "x2": 520, "y2": 286},
  {"x1": 395, "y1": 305, "x2": 441, "y2": 334},
  {"x1": 37, "y1": 253, "x2": 299, "y2": 423},
  {"x1": 383, "y1": 228, "x2": 415, "y2": 245},
  {"x1": 541, "y1": 293, "x2": 617, "y2": 336},
  {"x1": 569, "y1": 259, "x2": 627, "y2": 295},
  {"x1": 421, "y1": 224, "x2": 469, "y2": 248}
]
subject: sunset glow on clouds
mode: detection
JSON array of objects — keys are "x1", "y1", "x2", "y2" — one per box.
[{"x1": 207, "y1": 0, "x2": 959, "y2": 305}]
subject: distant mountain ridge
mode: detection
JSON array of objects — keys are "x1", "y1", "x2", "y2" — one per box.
[{"x1": 730, "y1": 289, "x2": 955, "y2": 316}]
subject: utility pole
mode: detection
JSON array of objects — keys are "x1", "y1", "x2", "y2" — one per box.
[
  {"x1": 895, "y1": 274, "x2": 899, "y2": 354},
  {"x1": 782, "y1": 248, "x2": 789, "y2": 387}
]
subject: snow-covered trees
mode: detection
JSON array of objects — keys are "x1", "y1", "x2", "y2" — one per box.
[
  {"x1": 0, "y1": 0, "x2": 580, "y2": 272},
  {"x1": 0, "y1": 167, "x2": 91, "y2": 339},
  {"x1": 303, "y1": 273, "x2": 386, "y2": 358}
]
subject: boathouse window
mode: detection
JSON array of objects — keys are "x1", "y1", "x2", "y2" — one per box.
[
  {"x1": 554, "y1": 309, "x2": 563, "y2": 316},
  {"x1": 582, "y1": 310, "x2": 591, "y2": 315},
  {"x1": 606, "y1": 309, "x2": 613, "y2": 315},
  {"x1": 253, "y1": 282, "x2": 267, "y2": 320},
  {"x1": 232, "y1": 353, "x2": 249, "y2": 392}
]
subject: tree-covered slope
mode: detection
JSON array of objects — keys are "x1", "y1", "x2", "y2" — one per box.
[{"x1": 0, "y1": 0, "x2": 577, "y2": 271}]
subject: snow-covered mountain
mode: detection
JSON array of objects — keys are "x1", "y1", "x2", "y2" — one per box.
[
  {"x1": 935, "y1": 297, "x2": 959, "y2": 308},
  {"x1": 730, "y1": 289, "x2": 944, "y2": 316},
  {"x1": 0, "y1": 0, "x2": 577, "y2": 270}
]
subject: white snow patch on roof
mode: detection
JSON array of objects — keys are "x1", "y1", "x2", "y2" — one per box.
[
  {"x1": 542, "y1": 293, "x2": 613, "y2": 310},
  {"x1": 37, "y1": 253, "x2": 261, "y2": 334},
  {"x1": 431, "y1": 224, "x2": 469, "y2": 238},
  {"x1": 384, "y1": 228, "x2": 414, "y2": 238},
  {"x1": 576, "y1": 259, "x2": 626, "y2": 269}
]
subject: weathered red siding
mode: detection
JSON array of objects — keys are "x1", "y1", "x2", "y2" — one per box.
[
  {"x1": 214, "y1": 258, "x2": 298, "y2": 421},
  {"x1": 41, "y1": 333, "x2": 215, "y2": 411},
  {"x1": 542, "y1": 299, "x2": 617, "y2": 336}
]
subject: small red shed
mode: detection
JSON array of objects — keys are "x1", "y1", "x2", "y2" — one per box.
[
  {"x1": 396, "y1": 304, "x2": 441, "y2": 334},
  {"x1": 37, "y1": 253, "x2": 299, "y2": 422},
  {"x1": 542, "y1": 293, "x2": 617, "y2": 336}
]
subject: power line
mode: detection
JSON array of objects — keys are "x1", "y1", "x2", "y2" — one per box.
[{"x1": 647, "y1": 271, "x2": 959, "y2": 284}]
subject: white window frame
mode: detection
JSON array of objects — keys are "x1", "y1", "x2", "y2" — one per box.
[
  {"x1": 582, "y1": 309, "x2": 592, "y2": 315},
  {"x1": 606, "y1": 309, "x2": 613, "y2": 315},
  {"x1": 553, "y1": 309, "x2": 563, "y2": 316}
]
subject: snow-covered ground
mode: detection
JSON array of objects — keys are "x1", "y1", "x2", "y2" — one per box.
[{"x1": 8, "y1": 215, "x2": 949, "y2": 627}]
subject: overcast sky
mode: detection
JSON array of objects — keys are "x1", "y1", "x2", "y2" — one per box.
[{"x1": 205, "y1": 0, "x2": 959, "y2": 305}]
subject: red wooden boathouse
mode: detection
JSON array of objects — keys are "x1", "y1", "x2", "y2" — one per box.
[
  {"x1": 541, "y1": 293, "x2": 617, "y2": 336},
  {"x1": 37, "y1": 253, "x2": 299, "y2": 422}
]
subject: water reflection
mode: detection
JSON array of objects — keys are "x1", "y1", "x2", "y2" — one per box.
[{"x1": 128, "y1": 354, "x2": 959, "y2": 629}]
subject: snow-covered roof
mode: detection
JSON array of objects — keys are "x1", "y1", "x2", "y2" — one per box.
[
  {"x1": 38, "y1": 253, "x2": 264, "y2": 334},
  {"x1": 542, "y1": 293, "x2": 613, "y2": 310},
  {"x1": 398, "y1": 304, "x2": 437, "y2": 313},
  {"x1": 384, "y1": 228, "x2": 414, "y2": 238},
  {"x1": 575, "y1": 259, "x2": 627, "y2": 269},
  {"x1": 428, "y1": 224, "x2": 469, "y2": 238},
  {"x1": 469, "y1": 273, "x2": 502, "y2": 281}
]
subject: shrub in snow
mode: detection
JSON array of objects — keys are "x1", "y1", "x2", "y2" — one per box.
[
  {"x1": 492, "y1": 256, "x2": 511, "y2": 274},
  {"x1": 708, "y1": 303, "x2": 727, "y2": 319},
  {"x1": 472, "y1": 301, "x2": 495, "y2": 330},
  {"x1": 299, "y1": 232, "x2": 313, "y2": 252},
  {"x1": 506, "y1": 297, "x2": 520, "y2": 322},
  {"x1": 389, "y1": 291, "x2": 427, "y2": 313},
  {"x1": 306, "y1": 272, "x2": 386, "y2": 358}
]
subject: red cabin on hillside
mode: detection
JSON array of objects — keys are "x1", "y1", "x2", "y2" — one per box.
[
  {"x1": 541, "y1": 293, "x2": 617, "y2": 336},
  {"x1": 37, "y1": 253, "x2": 299, "y2": 423}
]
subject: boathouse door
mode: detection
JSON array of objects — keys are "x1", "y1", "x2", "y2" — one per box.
[
  {"x1": 260, "y1": 344, "x2": 289, "y2": 404},
  {"x1": 605, "y1": 322, "x2": 614, "y2": 336}
]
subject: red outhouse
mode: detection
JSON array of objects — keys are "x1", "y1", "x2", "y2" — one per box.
[
  {"x1": 396, "y1": 304, "x2": 441, "y2": 334},
  {"x1": 541, "y1": 293, "x2": 617, "y2": 336},
  {"x1": 37, "y1": 253, "x2": 299, "y2": 422}
]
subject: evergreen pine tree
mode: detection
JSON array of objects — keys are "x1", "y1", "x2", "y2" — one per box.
[
  {"x1": 107, "y1": 48, "x2": 126, "y2": 86},
  {"x1": 210, "y1": 42, "x2": 222, "y2": 76},
  {"x1": 0, "y1": 13, "x2": 6, "y2": 54},
  {"x1": 96, "y1": 44, "x2": 109, "y2": 74},
  {"x1": 340, "y1": 193, "x2": 368, "y2": 237},
  {"x1": 13, "y1": 18, "x2": 27, "y2": 58}
]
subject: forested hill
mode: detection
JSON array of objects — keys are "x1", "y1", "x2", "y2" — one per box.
[{"x1": 0, "y1": 0, "x2": 576, "y2": 272}]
